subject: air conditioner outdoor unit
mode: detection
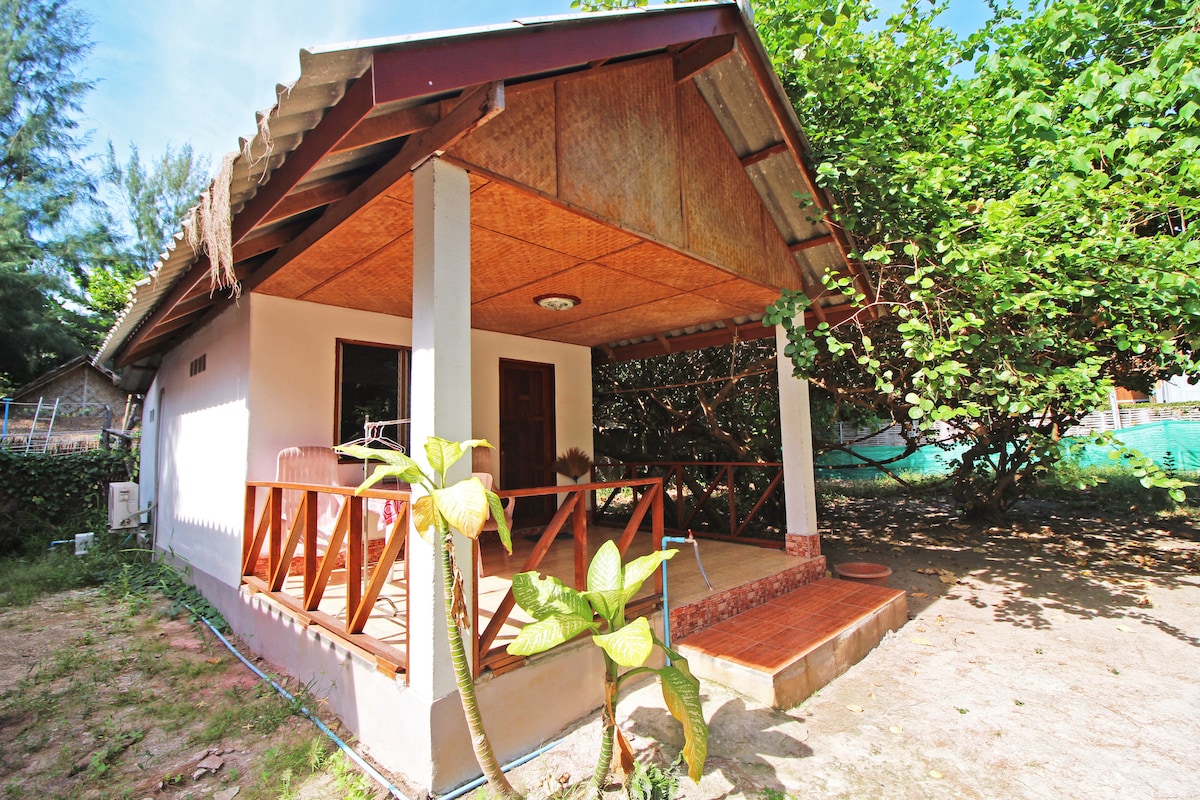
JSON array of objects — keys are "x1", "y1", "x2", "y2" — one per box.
[{"x1": 108, "y1": 482, "x2": 140, "y2": 530}]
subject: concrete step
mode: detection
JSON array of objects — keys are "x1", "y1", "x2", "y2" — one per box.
[{"x1": 675, "y1": 578, "x2": 907, "y2": 709}]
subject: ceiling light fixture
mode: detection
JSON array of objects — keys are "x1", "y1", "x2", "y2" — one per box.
[{"x1": 535, "y1": 294, "x2": 580, "y2": 312}]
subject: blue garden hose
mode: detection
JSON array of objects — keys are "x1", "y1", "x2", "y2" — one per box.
[
  {"x1": 660, "y1": 532, "x2": 713, "y2": 659},
  {"x1": 191, "y1": 610, "x2": 412, "y2": 800},
  {"x1": 192, "y1": 604, "x2": 564, "y2": 800}
]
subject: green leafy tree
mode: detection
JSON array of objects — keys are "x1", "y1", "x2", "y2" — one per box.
[
  {"x1": 760, "y1": 0, "x2": 1200, "y2": 515},
  {"x1": 0, "y1": 0, "x2": 94, "y2": 387},
  {"x1": 101, "y1": 142, "x2": 208, "y2": 274},
  {"x1": 81, "y1": 142, "x2": 209, "y2": 333}
]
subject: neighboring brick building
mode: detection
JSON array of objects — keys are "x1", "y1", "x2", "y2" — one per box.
[{"x1": 12, "y1": 356, "x2": 129, "y2": 415}]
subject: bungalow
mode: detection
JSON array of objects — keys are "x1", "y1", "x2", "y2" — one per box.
[{"x1": 96, "y1": 2, "x2": 885, "y2": 792}]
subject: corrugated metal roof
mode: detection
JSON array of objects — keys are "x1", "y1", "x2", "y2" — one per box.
[{"x1": 96, "y1": 0, "x2": 853, "y2": 369}]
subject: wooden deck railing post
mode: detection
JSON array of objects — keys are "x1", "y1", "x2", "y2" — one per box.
[
  {"x1": 243, "y1": 485, "x2": 257, "y2": 570},
  {"x1": 572, "y1": 487, "x2": 588, "y2": 589},
  {"x1": 347, "y1": 496, "x2": 364, "y2": 622},
  {"x1": 268, "y1": 486, "x2": 283, "y2": 580},
  {"x1": 302, "y1": 490, "x2": 318, "y2": 598}
]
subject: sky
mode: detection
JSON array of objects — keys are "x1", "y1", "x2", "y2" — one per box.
[
  {"x1": 77, "y1": 0, "x2": 575, "y2": 171},
  {"x1": 75, "y1": 0, "x2": 992, "y2": 176}
]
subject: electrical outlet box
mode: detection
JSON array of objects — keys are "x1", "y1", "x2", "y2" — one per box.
[{"x1": 108, "y1": 482, "x2": 139, "y2": 530}]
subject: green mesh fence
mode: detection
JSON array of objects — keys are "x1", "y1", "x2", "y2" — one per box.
[{"x1": 816, "y1": 420, "x2": 1200, "y2": 479}]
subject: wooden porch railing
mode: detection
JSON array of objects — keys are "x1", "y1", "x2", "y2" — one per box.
[
  {"x1": 591, "y1": 461, "x2": 786, "y2": 547},
  {"x1": 475, "y1": 477, "x2": 664, "y2": 676},
  {"x1": 242, "y1": 481, "x2": 411, "y2": 677}
]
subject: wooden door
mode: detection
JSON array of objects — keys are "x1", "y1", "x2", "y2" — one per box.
[{"x1": 499, "y1": 360, "x2": 557, "y2": 526}]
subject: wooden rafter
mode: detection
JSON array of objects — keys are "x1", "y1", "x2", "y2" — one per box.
[
  {"x1": 259, "y1": 173, "x2": 364, "y2": 226},
  {"x1": 329, "y1": 103, "x2": 442, "y2": 156},
  {"x1": 740, "y1": 141, "x2": 788, "y2": 169},
  {"x1": 230, "y1": 70, "x2": 378, "y2": 247},
  {"x1": 242, "y1": 81, "x2": 506, "y2": 294},
  {"x1": 673, "y1": 33, "x2": 738, "y2": 83},
  {"x1": 789, "y1": 234, "x2": 834, "y2": 253}
]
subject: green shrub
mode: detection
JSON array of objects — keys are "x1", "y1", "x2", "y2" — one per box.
[{"x1": 0, "y1": 449, "x2": 135, "y2": 556}]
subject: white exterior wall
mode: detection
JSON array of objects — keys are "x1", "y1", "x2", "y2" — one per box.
[
  {"x1": 142, "y1": 291, "x2": 597, "y2": 792},
  {"x1": 146, "y1": 301, "x2": 252, "y2": 586},
  {"x1": 246, "y1": 293, "x2": 594, "y2": 482},
  {"x1": 1156, "y1": 375, "x2": 1200, "y2": 404}
]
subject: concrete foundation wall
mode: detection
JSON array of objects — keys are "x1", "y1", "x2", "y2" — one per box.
[{"x1": 183, "y1": 559, "x2": 618, "y2": 794}]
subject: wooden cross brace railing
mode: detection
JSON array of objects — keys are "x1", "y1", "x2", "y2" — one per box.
[
  {"x1": 474, "y1": 478, "x2": 664, "y2": 675},
  {"x1": 241, "y1": 481, "x2": 411, "y2": 675}
]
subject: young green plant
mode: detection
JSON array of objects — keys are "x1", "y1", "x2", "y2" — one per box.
[
  {"x1": 336, "y1": 437, "x2": 519, "y2": 800},
  {"x1": 505, "y1": 540, "x2": 708, "y2": 794}
]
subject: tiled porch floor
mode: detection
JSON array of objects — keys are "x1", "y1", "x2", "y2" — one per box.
[
  {"x1": 281, "y1": 527, "x2": 802, "y2": 662},
  {"x1": 677, "y1": 578, "x2": 907, "y2": 708}
]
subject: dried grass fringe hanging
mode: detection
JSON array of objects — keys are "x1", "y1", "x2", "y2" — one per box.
[
  {"x1": 184, "y1": 151, "x2": 238, "y2": 298},
  {"x1": 242, "y1": 106, "x2": 275, "y2": 184}
]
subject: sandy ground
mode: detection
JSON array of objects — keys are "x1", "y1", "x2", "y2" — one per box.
[
  {"x1": 4, "y1": 492, "x2": 1196, "y2": 799},
  {"x1": 502, "y1": 495, "x2": 1200, "y2": 800}
]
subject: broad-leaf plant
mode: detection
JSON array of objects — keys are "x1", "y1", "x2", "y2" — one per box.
[
  {"x1": 336, "y1": 437, "x2": 520, "y2": 800},
  {"x1": 506, "y1": 540, "x2": 709, "y2": 794}
]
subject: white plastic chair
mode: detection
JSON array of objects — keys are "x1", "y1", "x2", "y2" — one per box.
[{"x1": 276, "y1": 446, "x2": 343, "y2": 553}]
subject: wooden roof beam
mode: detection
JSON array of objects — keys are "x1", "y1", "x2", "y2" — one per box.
[
  {"x1": 159, "y1": 292, "x2": 215, "y2": 324},
  {"x1": 789, "y1": 234, "x2": 834, "y2": 253},
  {"x1": 329, "y1": 103, "x2": 442, "y2": 155},
  {"x1": 230, "y1": 68, "x2": 378, "y2": 247},
  {"x1": 674, "y1": 33, "x2": 738, "y2": 83},
  {"x1": 740, "y1": 141, "x2": 789, "y2": 169},
  {"x1": 370, "y1": 5, "x2": 740, "y2": 104},
  {"x1": 232, "y1": 220, "x2": 311, "y2": 263},
  {"x1": 259, "y1": 174, "x2": 364, "y2": 226},
  {"x1": 597, "y1": 306, "x2": 860, "y2": 364},
  {"x1": 119, "y1": 309, "x2": 214, "y2": 365},
  {"x1": 243, "y1": 81, "x2": 506, "y2": 294},
  {"x1": 114, "y1": 258, "x2": 212, "y2": 367}
]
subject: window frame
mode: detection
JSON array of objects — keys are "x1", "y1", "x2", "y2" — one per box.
[{"x1": 334, "y1": 338, "x2": 412, "y2": 461}]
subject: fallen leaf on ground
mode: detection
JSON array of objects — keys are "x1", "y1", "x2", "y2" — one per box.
[
  {"x1": 889, "y1": 725, "x2": 903, "y2": 734},
  {"x1": 917, "y1": 568, "x2": 939, "y2": 575},
  {"x1": 930, "y1": 769, "x2": 944, "y2": 779},
  {"x1": 910, "y1": 637, "x2": 935, "y2": 646},
  {"x1": 938, "y1": 569, "x2": 958, "y2": 584},
  {"x1": 1116, "y1": 625, "x2": 1132, "y2": 633},
  {"x1": 846, "y1": 704, "x2": 864, "y2": 713},
  {"x1": 911, "y1": 591, "x2": 930, "y2": 598},
  {"x1": 1136, "y1": 595, "x2": 1153, "y2": 607}
]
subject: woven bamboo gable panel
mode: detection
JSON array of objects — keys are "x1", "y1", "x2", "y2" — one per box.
[
  {"x1": 677, "y1": 81, "x2": 796, "y2": 289},
  {"x1": 557, "y1": 58, "x2": 685, "y2": 247},
  {"x1": 447, "y1": 84, "x2": 557, "y2": 195},
  {"x1": 469, "y1": 181, "x2": 640, "y2": 261}
]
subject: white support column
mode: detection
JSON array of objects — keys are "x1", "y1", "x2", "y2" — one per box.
[
  {"x1": 775, "y1": 324, "x2": 820, "y2": 556},
  {"x1": 409, "y1": 157, "x2": 473, "y2": 700}
]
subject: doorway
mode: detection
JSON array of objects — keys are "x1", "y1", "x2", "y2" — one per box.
[{"x1": 499, "y1": 359, "x2": 557, "y2": 526}]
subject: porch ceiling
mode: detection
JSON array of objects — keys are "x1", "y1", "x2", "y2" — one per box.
[
  {"x1": 98, "y1": 2, "x2": 867, "y2": 374},
  {"x1": 252, "y1": 173, "x2": 783, "y2": 348}
]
